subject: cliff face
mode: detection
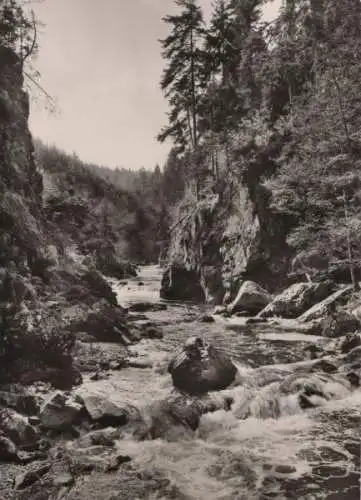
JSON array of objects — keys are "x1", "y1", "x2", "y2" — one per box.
[
  {"x1": 164, "y1": 178, "x2": 291, "y2": 304},
  {"x1": 0, "y1": 47, "x2": 45, "y2": 277}
]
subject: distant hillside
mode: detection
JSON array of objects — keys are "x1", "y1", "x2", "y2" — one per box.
[{"x1": 34, "y1": 140, "x2": 169, "y2": 268}]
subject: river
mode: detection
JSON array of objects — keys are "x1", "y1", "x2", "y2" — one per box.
[{"x1": 78, "y1": 265, "x2": 360, "y2": 500}]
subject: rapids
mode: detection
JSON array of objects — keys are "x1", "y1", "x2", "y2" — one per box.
[{"x1": 78, "y1": 266, "x2": 360, "y2": 500}]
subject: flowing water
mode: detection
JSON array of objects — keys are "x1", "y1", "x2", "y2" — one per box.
[{"x1": 79, "y1": 266, "x2": 360, "y2": 500}]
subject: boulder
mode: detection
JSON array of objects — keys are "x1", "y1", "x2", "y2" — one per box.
[
  {"x1": 0, "y1": 408, "x2": 37, "y2": 445},
  {"x1": 68, "y1": 300, "x2": 130, "y2": 343},
  {"x1": 258, "y1": 282, "x2": 333, "y2": 319},
  {"x1": 168, "y1": 336, "x2": 237, "y2": 395},
  {"x1": 0, "y1": 435, "x2": 19, "y2": 462},
  {"x1": 81, "y1": 395, "x2": 130, "y2": 427},
  {"x1": 160, "y1": 265, "x2": 205, "y2": 303},
  {"x1": 227, "y1": 281, "x2": 272, "y2": 315},
  {"x1": 14, "y1": 462, "x2": 51, "y2": 490},
  {"x1": 298, "y1": 286, "x2": 354, "y2": 322},
  {"x1": 39, "y1": 392, "x2": 83, "y2": 430},
  {"x1": 340, "y1": 333, "x2": 361, "y2": 354},
  {"x1": 319, "y1": 311, "x2": 360, "y2": 338},
  {"x1": 0, "y1": 385, "x2": 39, "y2": 415},
  {"x1": 144, "y1": 392, "x2": 233, "y2": 440},
  {"x1": 128, "y1": 302, "x2": 167, "y2": 313},
  {"x1": 80, "y1": 269, "x2": 117, "y2": 305}
]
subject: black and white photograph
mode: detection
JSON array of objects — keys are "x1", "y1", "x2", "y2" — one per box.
[{"x1": 0, "y1": 0, "x2": 360, "y2": 498}]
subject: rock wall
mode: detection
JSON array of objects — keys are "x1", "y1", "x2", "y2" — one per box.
[
  {"x1": 0, "y1": 47, "x2": 46, "y2": 281},
  {"x1": 165, "y1": 179, "x2": 291, "y2": 304}
]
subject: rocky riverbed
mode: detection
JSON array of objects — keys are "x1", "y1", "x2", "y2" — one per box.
[{"x1": 0, "y1": 265, "x2": 360, "y2": 499}]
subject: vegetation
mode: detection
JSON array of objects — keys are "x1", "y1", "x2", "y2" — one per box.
[{"x1": 159, "y1": 0, "x2": 361, "y2": 284}]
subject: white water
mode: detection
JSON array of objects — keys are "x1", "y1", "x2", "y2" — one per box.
[{"x1": 81, "y1": 266, "x2": 360, "y2": 499}]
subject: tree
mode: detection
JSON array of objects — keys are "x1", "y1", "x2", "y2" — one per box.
[
  {"x1": 0, "y1": 0, "x2": 37, "y2": 63},
  {"x1": 158, "y1": 0, "x2": 205, "y2": 152}
]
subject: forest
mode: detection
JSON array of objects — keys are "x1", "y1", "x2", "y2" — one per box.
[{"x1": 157, "y1": 0, "x2": 361, "y2": 288}]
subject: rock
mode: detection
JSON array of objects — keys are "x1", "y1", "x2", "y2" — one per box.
[
  {"x1": 227, "y1": 281, "x2": 272, "y2": 315},
  {"x1": 108, "y1": 360, "x2": 122, "y2": 370},
  {"x1": 0, "y1": 408, "x2": 38, "y2": 446},
  {"x1": 0, "y1": 385, "x2": 39, "y2": 415},
  {"x1": 145, "y1": 392, "x2": 233, "y2": 440},
  {"x1": 39, "y1": 392, "x2": 83, "y2": 430},
  {"x1": 346, "y1": 371, "x2": 359, "y2": 387},
  {"x1": 81, "y1": 395, "x2": 129, "y2": 427},
  {"x1": 81, "y1": 269, "x2": 117, "y2": 305},
  {"x1": 340, "y1": 333, "x2": 361, "y2": 354},
  {"x1": 298, "y1": 286, "x2": 354, "y2": 322},
  {"x1": 168, "y1": 336, "x2": 237, "y2": 395},
  {"x1": 200, "y1": 315, "x2": 215, "y2": 323},
  {"x1": 320, "y1": 311, "x2": 360, "y2": 338},
  {"x1": 77, "y1": 427, "x2": 120, "y2": 448},
  {"x1": 213, "y1": 305, "x2": 227, "y2": 315},
  {"x1": 303, "y1": 344, "x2": 323, "y2": 360},
  {"x1": 258, "y1": 282, "x2": 333, "y2": 319},
  {"x1": 0, "y1": 435, "x2": 19, "y2": 462},
  {"x1": 310, "y1": 359, "x2": 339, "y2": 374},
  {"x1": 274, "y1": 465, "x2": 297, "y2": 475},
  {"x1": 66, "y1": 443, "x2": 132, "y2": 474},
  {"x1": 128, "y1": 302, "x2": 167, "y2": 313},
  {"x1": 14, "y1": 462, "x2": 51, "y2": 490},
  {"x1": 341, "y1": 345, "x2": 361, "y2": 366},
  {"x1": 69, "y1": 300, "x2": 131, "y2": 343},
  {"x1": 53, "y1": 472, "x2": 74, "y2": 487},
  {"x1": 160, "y1": 265, "x2": 205, "y2": 303}
]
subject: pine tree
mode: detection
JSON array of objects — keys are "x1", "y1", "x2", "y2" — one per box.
[{"x1": 158, "y1": 0, "x2": 205, "y2": 152}]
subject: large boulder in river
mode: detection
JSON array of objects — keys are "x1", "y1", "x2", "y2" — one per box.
[
  {"x1": 298, "y1": 285, "x2": 354, "y2": 322},
  {"x1": 168, "y1": 336, "x2": 237, "y2": 395},
  {"x1": 160, "y1": 265, "x2": 205, "y2": 303},
  {"x1": 227, "y1": 281, "x2": 271, "y2": 315},
  {"x1": 144, "y1": 392, "x2": 233, "y2": 440},
  {"x1": 258, "y1": 281, "x2": 333, "y2": 319}
]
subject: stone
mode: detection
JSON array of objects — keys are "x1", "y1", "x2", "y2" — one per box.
[
  {"x1": 340, "y1": 333, "x2": 361, "y2": 354},
  {"x1": 39, "y1": 392, "x2": 83, "y2": 430},
  {"x1": 320, "y1": 311, "x2": 360, "y2": 338},
  {"x1": 81, "y1": 395, "x2": 129, "y2": 427},
  {"x1": 200, "y1": 315, "x2": 215, "y2": 323},
  {"x1": 213, "y1": 305, "x2": 227, "y2": 315},
  {"x1": 128, "y1": 302, "x2": 167, "y2": 313},
  {"x1": 145, "y1": 391, "x2": 233, "y2": 440},
  {"x1": 310, "y1": 359, "x2": 338, "y2": 374},
  {"x1": 14, "y1": 462, "x2": 51, "y2": 490},
  {"x1": 168, "y1": 336, "x2": 237, "y2": 395},
  {"x1": 160, "y1": 265, "x2": 205, "y2": 303},
  {"x1": 346, "y1": 371, "x2": 359, "y2": 387},
  {"x1": 227, "y1": 281, "x2": 272, "y2": 315},
  {"x1": 0, "y1": 435, "x2": 19, "y2": 462},
  {"x1": 0, "y1": 385, "x2": 39, "y2": 415},
  {"x1": 258, "y1": 282, "x2": 333, "y2": 319},
  {"x1": 77, "y1": 427, "x2": 120, "y2": 448},
  {"x1": 298, "y1": 286, "x2": 354, "y2": 322},
  {"x1": 0, "y1": 408, "x2": 38, "y2": 446},
  {"x1": 53, "y1": 473, "x2": 74, "y2": 487},
  {"x1": 81, "y1": 269, "x2": 117, "y2": 305}
]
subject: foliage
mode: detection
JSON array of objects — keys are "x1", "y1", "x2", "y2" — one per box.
[{"x1": 159, "y1": 0, "x2": 361, "y2": 282}]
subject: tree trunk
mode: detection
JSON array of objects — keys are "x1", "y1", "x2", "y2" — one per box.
[
  {"x1": 343, "y1": 190, "x2": 357, "y2": 289},
  {"x1": 190, "y1": 28, "x2": 197, "y2": 149}
]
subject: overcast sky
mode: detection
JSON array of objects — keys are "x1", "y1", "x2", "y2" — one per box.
[{"x1": 29, "y1": 0, "x2": 280, "y2": 170}]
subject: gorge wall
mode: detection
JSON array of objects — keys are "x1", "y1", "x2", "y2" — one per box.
[{"x1": 163, "y1": 176, "x2": 292, "y2": 305}]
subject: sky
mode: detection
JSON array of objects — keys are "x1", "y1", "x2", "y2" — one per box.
[{"x1": 28, "y1": 0, "x2": 281, "y2": 171}]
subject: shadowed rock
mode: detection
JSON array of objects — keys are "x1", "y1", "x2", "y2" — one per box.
[{"x1": 168, "y1": 336, "x2": 237, "y2": 395}]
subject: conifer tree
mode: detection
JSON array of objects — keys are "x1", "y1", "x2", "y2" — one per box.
[{"x1": 158, "y1": 0, "x2": 205, "y2": 153}]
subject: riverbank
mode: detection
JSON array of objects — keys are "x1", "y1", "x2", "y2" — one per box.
[{"x1": 0, "y1": 266, "x2": 360, "y2": 500}]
